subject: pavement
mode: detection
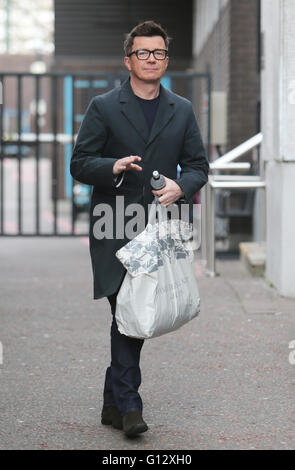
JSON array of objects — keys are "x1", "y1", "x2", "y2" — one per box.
[{"x1": 0, "y1": 236, "x2": 295, "y2": 450}]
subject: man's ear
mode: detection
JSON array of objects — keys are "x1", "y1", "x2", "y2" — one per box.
[{"x1": 124, "y1": 56, "x2": 131, "y2": 71}]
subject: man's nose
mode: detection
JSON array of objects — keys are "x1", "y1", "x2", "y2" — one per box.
[{"x1": 147, "y1": 53, "x2": 156, "y2": 62}]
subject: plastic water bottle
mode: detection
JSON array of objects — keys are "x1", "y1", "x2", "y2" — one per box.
[{"x1": 150, "y1": 170, "x2": 166, "y2": 190}]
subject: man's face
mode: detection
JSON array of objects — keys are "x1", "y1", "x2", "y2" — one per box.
[{"x1": 124, "y1": 36, "x2": 169, "y2": 83}]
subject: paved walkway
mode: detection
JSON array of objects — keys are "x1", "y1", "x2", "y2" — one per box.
[{"x1": 0, "y1": 237, "x2": 295, "y2": 450}]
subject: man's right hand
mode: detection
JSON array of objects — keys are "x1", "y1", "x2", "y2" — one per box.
[{"x1": 112, "y1": 155, "x2": 142, "y2": 176}]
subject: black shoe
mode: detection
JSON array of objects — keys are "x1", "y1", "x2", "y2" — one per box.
[
  {"x1": 101, "y1": 405, "x2": 123, "y2": 430},
  {"x1": 122, "y1": 410, "x2": 148, "y2": 437}
]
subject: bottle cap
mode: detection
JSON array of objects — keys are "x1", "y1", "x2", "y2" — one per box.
[{"x1": 150, "y1": 170, "x2": 166, "y2": 190}]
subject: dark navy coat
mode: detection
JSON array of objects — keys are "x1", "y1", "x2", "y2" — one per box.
[{"x1": 70, "y1": 78, "x2": 209, "y2": 299}]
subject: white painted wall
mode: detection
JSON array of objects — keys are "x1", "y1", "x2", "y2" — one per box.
[{"x1": 261, "y1": 0, "x2": 295, "y2": 297}]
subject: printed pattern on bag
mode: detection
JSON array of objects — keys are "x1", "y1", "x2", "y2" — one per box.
[{"x1": 116, "y1": 219, "x2": 194, "y2": 276}]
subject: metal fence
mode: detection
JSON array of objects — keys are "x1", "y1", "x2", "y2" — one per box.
[
  {"x1": 201, "y1": 133, "x2": 265, "y2": 275},
  {"x1": 0, "y1": 71, "x2": 211, "y2": 236}
]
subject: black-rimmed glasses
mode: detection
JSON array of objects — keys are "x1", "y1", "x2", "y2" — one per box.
[{"x1": 127, "y1": 49, "x2": 168, "y2": 60}]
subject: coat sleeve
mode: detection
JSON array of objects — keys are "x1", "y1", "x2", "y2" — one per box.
[
  {"x1": 174, "y1": 102, "x2": 209, "y2": 201},
  {"x1": 70, "y1": 96, "x2": 122, "y2": 188}
]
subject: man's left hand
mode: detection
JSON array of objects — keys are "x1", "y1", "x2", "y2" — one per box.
[{"x1": 151, "y1": 176, "x2": 185, "y2": 207}]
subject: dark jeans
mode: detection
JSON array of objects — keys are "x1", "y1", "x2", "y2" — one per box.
[{"x1": 103, "y1": 289, "x2": 144, "y2": 416}]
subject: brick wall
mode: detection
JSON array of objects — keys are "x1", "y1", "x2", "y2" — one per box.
[
  {"x1": 229, "y1": 0, "x2": 260, "y2": 151},
  {"x1": 193, "y1": 0, "x2": 260, "y2": 158},
  {"x1": 193, "y1": 0, "x2": 261, "y2": 249},
  {"x1": 192, "y1": 1, "x2": 230, "y2": 157}
]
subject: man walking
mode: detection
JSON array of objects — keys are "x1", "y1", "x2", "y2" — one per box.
[{"x1": 70, "y1": 21, "x2": 209, "y2": 437}]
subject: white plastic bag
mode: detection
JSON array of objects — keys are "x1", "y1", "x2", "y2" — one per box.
[{"x1": 115, "y1": 199, "x2": 200, "y2": 339}]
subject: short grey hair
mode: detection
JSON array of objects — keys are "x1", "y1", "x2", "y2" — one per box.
[{"x1": 124, "y1": 20, "x2": 171, "y2": 56}]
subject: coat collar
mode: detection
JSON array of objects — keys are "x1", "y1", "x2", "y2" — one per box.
[{"x1": 119, "y1": 77, "x2": 175, "y2": 147}]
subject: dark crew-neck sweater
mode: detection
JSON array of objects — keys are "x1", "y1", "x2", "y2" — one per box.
[{"x1": 135, "y1": 92, "x2": 161, "y2": 134}]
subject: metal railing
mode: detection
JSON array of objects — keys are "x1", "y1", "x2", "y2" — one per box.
[
  {"x1": 0, "y1": 71, "x2": 211, "y2": 236},
  {"x1": 201, "y1": 133, "x2": 265, "y2": 276}
]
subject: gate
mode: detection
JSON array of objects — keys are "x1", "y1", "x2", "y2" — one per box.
[{"x1": 0, "y1": 71, "x2": 211, "y2": 236}]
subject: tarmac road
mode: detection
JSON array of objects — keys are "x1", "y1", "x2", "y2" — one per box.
[{"x1": 0, "y1": 237, "x2": 295, "y2": 450}]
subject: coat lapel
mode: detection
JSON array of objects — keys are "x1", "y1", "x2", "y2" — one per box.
[
  {"x1": 119, "y1": 79, "x2": 149, "y2": 143},
  {"x1": 119, "y1": 78, "x2": 175, "y2": 147},
  {"x1": 146, "y1": 85, "x2": 175, "y2": 148}
]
